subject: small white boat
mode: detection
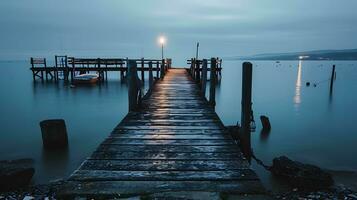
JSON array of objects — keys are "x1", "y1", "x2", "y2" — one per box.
[{"x1": 73, "y1": 74, "x2": 99, "y2": 85}]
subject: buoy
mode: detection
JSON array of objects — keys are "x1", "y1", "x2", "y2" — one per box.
[
  {"x1": 306, "y1": 82, "x2": 310, "y2": 86},
  {"x1": 39, "y1": 119, "x2": 68, "y2": 149}
]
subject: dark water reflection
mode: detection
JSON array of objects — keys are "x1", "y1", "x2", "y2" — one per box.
[{"x1": 0, "y1": 60, "x2": 356, "y2": 188}]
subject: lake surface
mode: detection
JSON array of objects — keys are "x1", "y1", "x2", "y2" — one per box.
[{"x1": 0, "y1": 60, "x2": 356, "y2": 189}]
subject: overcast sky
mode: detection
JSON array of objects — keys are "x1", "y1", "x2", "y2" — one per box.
[{"x1": 1, "y1": 0, "x2": 357, "y2": 64}]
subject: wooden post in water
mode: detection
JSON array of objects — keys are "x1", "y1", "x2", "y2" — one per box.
[
  {"x1": 44, "y1": 58, "x2": 48, "y2": 81},
  {"x1": 195, "y1": 59, "x2": 201, "y2": 83},
  {"x1": 31, "y1": 57, "x2": 36, "y2": 81},
  {"x1": 201, "y1": 59, "x2": 208, "y2": 97},
  {"x1": 141, "y1": 58, "x2": 145, "y2": 84},
  {"x1": 156, "y1": 61, "x2": 160, "y2": 79},
  {"x1": 330, "y1": 64, "x2": 336, "y2": 91},
  {"x1": 240, "y1": 62, "x2": 253, "y2": 163},
  {"x1": 209, "y1": 58, "x2": 217, "y2": 107},
  {"x1": 128, "y1": 60, "x2": 140, "y2": 112},
  {"x1": 149, "y1": 61, "x2": 153, "y2": 89},
  {"x1": 160, "y1": 59, "x2": 165, "y2": 79}
]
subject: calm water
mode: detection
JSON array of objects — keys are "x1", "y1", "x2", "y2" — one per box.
[{"x1": 0, "y1": 60, "x2": 356, "y2": 188}]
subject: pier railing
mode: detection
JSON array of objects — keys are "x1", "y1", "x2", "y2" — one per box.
[
  {"x1": 187, "y1": 57, "x2": 222, "y2": 107},
  {"x1": 30, "y1": 56, "x2": 172, "y2": 83}
]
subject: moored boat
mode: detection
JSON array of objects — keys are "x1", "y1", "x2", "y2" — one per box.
[{"x1": 73, "y1": 74, "x2": 99, "y2": 85}]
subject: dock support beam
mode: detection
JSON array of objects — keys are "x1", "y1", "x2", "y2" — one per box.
[
  {"x1": 127, "y1": 60, "x2": 141, "y2": 112},
  {"x1": 209, "y1": 58, "x2": 217, "y2": 107},
  {"x1": 240, "y1": 62, "x2": 253, "y2": 162},
  {"x1": 160, "y1": 59, "x2": 165, "y2": 79},
  {"x1": 149, "y1": 61, "x2": 153, "y2": 89},
  {"x1": 201, "y1": 59, "x2": 208, "y2": 97}
]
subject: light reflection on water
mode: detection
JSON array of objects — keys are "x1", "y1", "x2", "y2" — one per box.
[{"x1": 294, "y1": 60, "x2": 302, "y2": 106}]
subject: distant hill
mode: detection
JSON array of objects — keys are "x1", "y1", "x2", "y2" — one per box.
[{"x1": 227, "y1": 49, "x2": 357, "y2": 60}]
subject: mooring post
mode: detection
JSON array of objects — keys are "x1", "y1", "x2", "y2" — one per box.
[
  {"x1": 160, "y1": 59, "x2": 165, "y2": 79},
  {"x1": 149, "y1": 61, "x2": 153, "y2": 89},
  {"x1": 128, "y1": 60, "x2": 140, "y2": 112},
  {"x1": 192, "y1": 58, "x2": 196, "y2": 79},
  {"x1": 195, "y1": 59, "x2": 201, "y2": 83},
  {"x1": 209, "y1": 58, "x2": 217, "y2": 107},
  {"x1": 31, "y1": 57, "x2": 36, "y2": 81},
  {"x1": 156, "y1": 61, "x2": 160, "y2": 78},
  {"x1": 201, "y1": 59, "x2": 208, "y2": 97},
  {"x1": 240, "y1": 62, "x2": 253, "y2": 163},
  {"x1": 330, "y1": 64, "x2": 336, "y2": 91},
  {"x1": 44, "y1": 58, "x2": 48, "y2": 81},
  {"x1": 71, "y1": 57, "x2": 75, "y2": 81},
  {"x1": 141, "y1": 58, "x2": 145, "y2": 84}
]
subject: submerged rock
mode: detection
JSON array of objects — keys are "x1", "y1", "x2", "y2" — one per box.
[
  {"x1": 0, "y1": 159, "x2": 35, "y2": 191},
  {"x1": 271, "y1": 156, "x2": 333, "y2": 189}
]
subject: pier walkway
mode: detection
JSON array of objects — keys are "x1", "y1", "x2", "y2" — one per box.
[{"x1": 59, "y1": 68, "x2": 264, "y2": 198}]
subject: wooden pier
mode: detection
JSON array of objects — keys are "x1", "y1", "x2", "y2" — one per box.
[
  {"x1": 58, "y1": 58, "x2": 264, "y2": 198},
  {"x1": 30, "y1": 56, "x2": 222, "y2": 83}
]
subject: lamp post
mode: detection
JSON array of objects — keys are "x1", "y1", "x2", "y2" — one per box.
[{"x1": 159, "y1": 36, "x2": 166, "y2": 60}]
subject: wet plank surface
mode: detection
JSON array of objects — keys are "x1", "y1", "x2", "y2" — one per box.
[{"x1": 60, "y1": 69, "x2": 264, "y2": 197}]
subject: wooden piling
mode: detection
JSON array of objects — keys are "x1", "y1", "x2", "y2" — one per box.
[
  {"x1": 149, "y1": 61, "x2": 153, "y2": 89},
  {"x1": 195, "y1": 59, "x2": 201, "y2": 83},
  {"x1": 160, "y1": 59, "x2": 165, "y2": 79},
  {"x1": 330, "y1": 65, "x2": 336, "y2": 91},
  {"x1": 127, "y1": 60, "x2": 140, "y2": 112},
  {"x1": 240, "y1": 62, "x2": 253, "y2": 162},
  {"x1": 201, "y1": 59, "x2": 208, "y2": 97},
  {"x1": 141, "y1": 58, "x2": 145, "y2": 84},
  {"x1": 156, "y1": 61, "x2": 160, "y2": 78},
  {"x1": 209, "y1": 58, "x2": 217, "y2": 107}
]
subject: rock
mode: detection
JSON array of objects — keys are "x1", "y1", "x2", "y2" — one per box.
[
  {"x1": 271, "y1": 156, "x2": 333, "y2": 189},
  {"x1": 0, "y1": 159, "x2": 35, "y2": 191}
]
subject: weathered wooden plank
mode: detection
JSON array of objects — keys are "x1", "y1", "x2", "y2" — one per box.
[
  {"x1": 108, "y1": 134, "x2": 227, "y2": 140},
  {"x1": 58, "y1": 180, "x2": 265, "y2": 198},
  {"x1": 69, "y1": 169, "x2": 257, "y2": 181},
  {"x1": 102, "y1": 138, "x2": 232, "y2": 145},
  {"x1": 112, "y1": 129, "x2": 226, "y2": 135},
  {"x1": 115, "y1": 126, "x2": 223, "y2": 130},
  {"x1": 95, "y1": 144, "x2": 240, "y2": 153},
  {"x1": 80, "y1": 159, "x2": 249, "y2": 171},
  {"x1": 90, "y1": 151, "x2": 242, "y2": 160}
]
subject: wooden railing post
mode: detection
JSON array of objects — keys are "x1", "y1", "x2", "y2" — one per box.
[
  {"x1": 191, "y1": 58, "x2": 195, "y2": 79},
  {"x1": 160, "y1": 59, "x2": 165, "y2": 79},
  {"x1": 195, "y1": 59, "x2": 200, "y2": 83},
  {"x1": 209, "y1": 58, "x2": 217, "y2": 107},
  {"x1": 127, "y1": 60, "x2": 141, "y2": 112},
  {"x1": 149, "y1": 61, "x2": 153, "y2": 89},
  {"x1": 201, "y1": 59, "x2": 208, "y2": 97},
  {"x1": 44, "y1": 58, "x2": 48, "y2": 81},
  {"x1": 156, "y1": 61, "x2": 160, "y2": 78},
  {"x1": 141, "y1": 58, "x2": 145, "y2": 84},
  {"x1": 240, "y1": 62, "x2": 253, "y2": 162}
]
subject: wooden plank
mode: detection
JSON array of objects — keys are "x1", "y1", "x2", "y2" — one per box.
[
  {"x1": 58, "y1": 180, "x2": 265, "y2": 198},
  {"x1": 112, "y1": 129, "x2": 227, "y2": 135},
  {"x1": 115, "y1": 126, "x2": 223, "y2": 130},
  {"x1": 108, "y1": 134, "x2": 227, "y2": 140},
  {"x1": 102, "y1": 138, "x2": 233, "y2": 145},
  {"x1": 90, "y1": 151, "x2": 242, "y2": 160},
  {"x1": 69, "y1": 169, "x2": 257, "y2": 181},
  {"x1": 95, "y1": 144, "x2": 241, "y2": 153},
  {"x1": 80, "y1": 159, "x2": 249, "y2": 171}
]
